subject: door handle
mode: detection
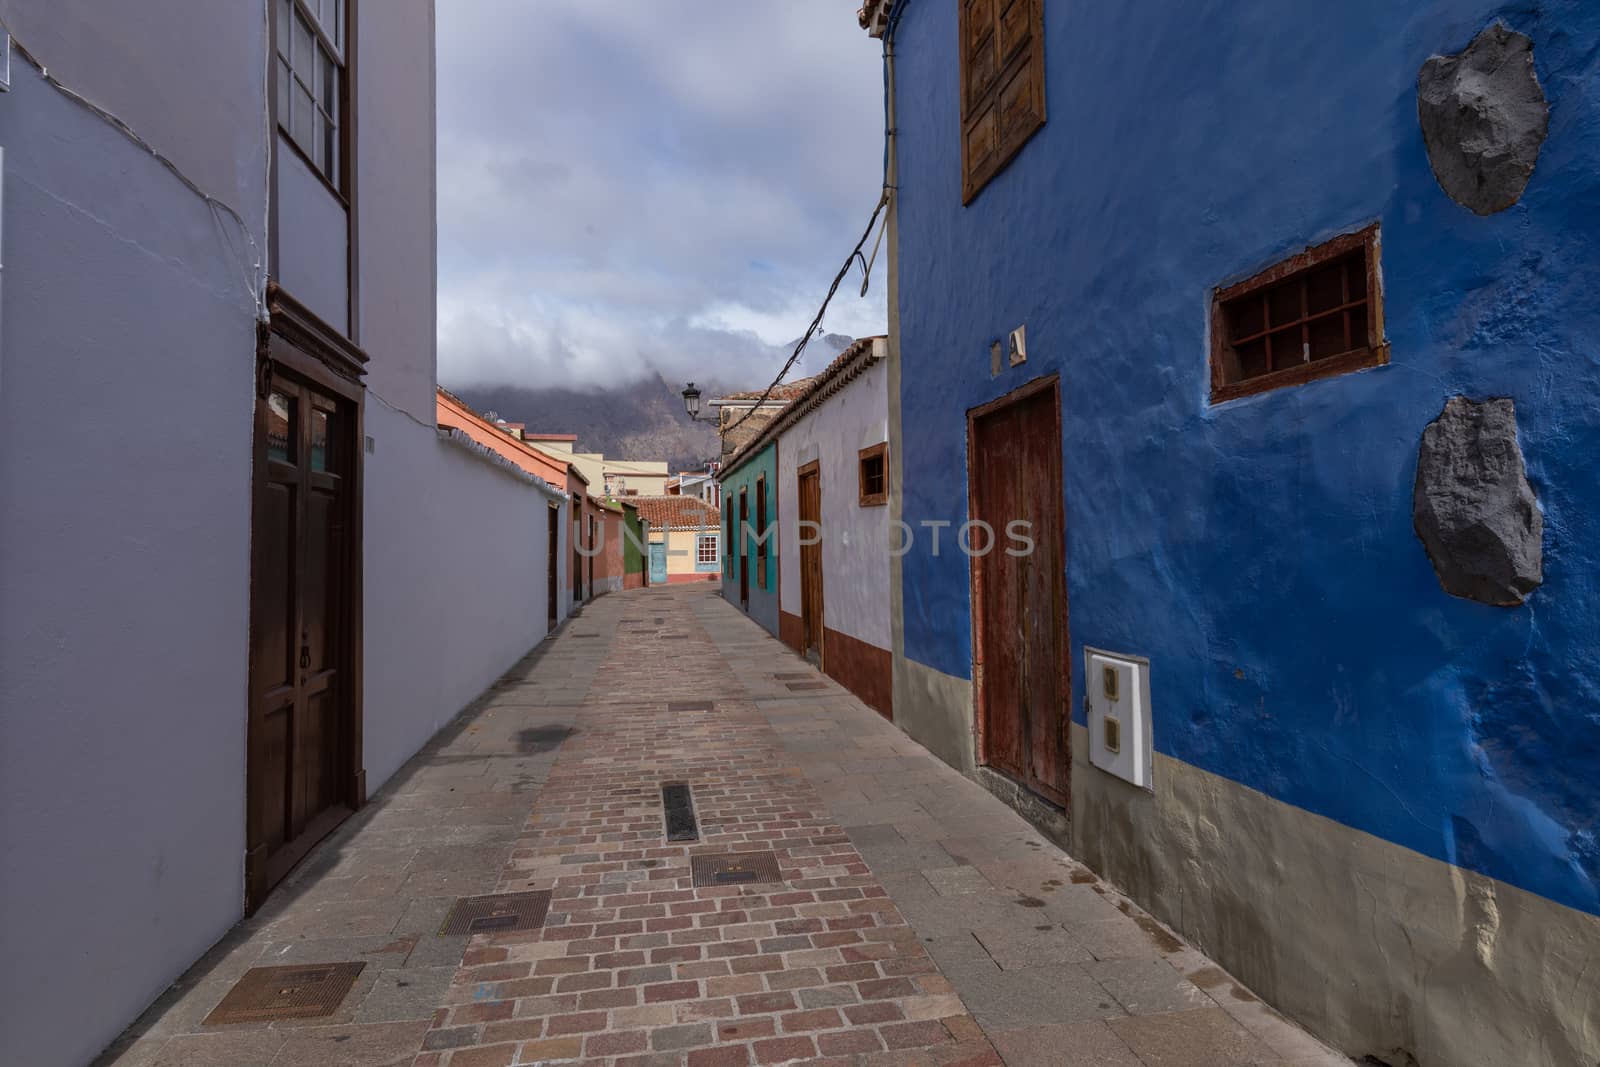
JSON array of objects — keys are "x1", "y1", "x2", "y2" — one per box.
[{"x1": 300, "y1": 645, "x2": 311, "y2": 670}]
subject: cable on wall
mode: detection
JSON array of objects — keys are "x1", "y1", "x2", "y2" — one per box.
[{"x1": 3, "y1": 28, "x2": 269, "y2": 323}]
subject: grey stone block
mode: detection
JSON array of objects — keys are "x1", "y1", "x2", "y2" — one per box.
[
  {"x1": 1418, "y1": 22, "x2": 1548, "y2": 215},
  {"x1": 1413, "y1": 396, "x2": 1543, "y2": 605}
]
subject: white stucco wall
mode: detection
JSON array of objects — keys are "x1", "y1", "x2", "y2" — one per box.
[
  {"x1": 362, "y1": 416, "x2": 561, "y2": 788},
  {"x1": 777, "y1": 356, "x2": 892, "y2": 650},
  {"x1": 0, "y1": 25, "x2": 265, "y2": 1067}
]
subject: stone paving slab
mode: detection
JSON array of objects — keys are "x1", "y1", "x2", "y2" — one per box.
[
  {"x1": 95, "y1": 586, "x2": 1350, "y2": 1066},
  {"x1": 94, "y1": 632, "x2": 600, "y2": 1067},
  {"x1": 691, "y1": 591, "x2": 1351, "y2": 1067}
]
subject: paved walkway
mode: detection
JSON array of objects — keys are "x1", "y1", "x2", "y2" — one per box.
[{"x1": 100, "y1": 586, "x2": 1346, "y2": 1067}]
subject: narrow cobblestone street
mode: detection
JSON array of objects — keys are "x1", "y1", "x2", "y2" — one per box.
[{"x1": 100, "y1": 587, "x2": 1346, "y2": 1067}]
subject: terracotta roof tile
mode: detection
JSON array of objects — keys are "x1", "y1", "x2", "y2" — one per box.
[{"x1": 628, "y1": 495, "x2": 721, "y2": 529}]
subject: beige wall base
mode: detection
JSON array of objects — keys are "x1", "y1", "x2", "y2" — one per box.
[
  {"x1": 890, "y1": 656, "x2": 1600, "y2": 1066},
  {"x1": 893, "y1": 655, "x2": 977, "y2": 775}
]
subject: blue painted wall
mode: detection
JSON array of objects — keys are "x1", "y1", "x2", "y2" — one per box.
[
  {"x1": 892, "y1": 0, "x2": 1600, "y2": 916},
  {"x1": 720, "y1": 442, "x2": 781, "y2": 637}
]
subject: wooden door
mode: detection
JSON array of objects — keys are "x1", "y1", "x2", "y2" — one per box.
[
  {"x1": 649, "y1": 542, "x2": 668, "y2": 585},
  {"x1": 738, "y1": 489, "x2": 750, "y2": 607},
  {"x1": 573, "y1": 503, "x2": 584, "y2": 602},
  {"x1": 969, "y1": 378, "x2": 1069, "y2": 807},
  {"x1": 248, "y1": 371, "x2": 358, "y2": 908},
  {"x1": 797, "y1": 462, "x2": 824, "y2": 661},
  {"x1": 547, "y1": 505, "x2": 559, "y2": 627}
]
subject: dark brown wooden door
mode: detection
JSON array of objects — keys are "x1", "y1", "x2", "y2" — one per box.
[
  {"x1": 738, "y1": 490, "x2": 750, "y2": 607},
  {"x1": 970, "y1": 379, "x2": 1068, "y2": 807},
  {"x1": 248, "y1": 372, "x2": 357, "y2": 908},
  {"x1": 547, "y1": 505, "x2": 559, "y2": 627},
  {"x1": 798, "y1": 462, "x2": 824, "y2": 661}
]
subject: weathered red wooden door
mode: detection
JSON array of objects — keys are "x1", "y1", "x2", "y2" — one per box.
[
  {"x1": 969, "y1": 379, "x2": 1069, "y2": 807},
  {"x1": 797, "y1": 462, "x2": 825, "y2": 661},
  {"x1": 248, "y1": 372, "x2": 357, "y2": 908}
]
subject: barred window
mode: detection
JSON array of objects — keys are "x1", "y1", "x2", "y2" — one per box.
[{"x1": 1210, "y1": 225, "x2": 1388, "y2": 403}]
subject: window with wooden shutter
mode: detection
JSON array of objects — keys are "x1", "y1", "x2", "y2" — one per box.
[{"x1": 960, "y1": 0, "x2": 1045, "y2": 203}]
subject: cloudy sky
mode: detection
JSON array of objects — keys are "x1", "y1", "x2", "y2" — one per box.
[{"x1": 435, "y1": 2, "x2": 888, "y2": 392}]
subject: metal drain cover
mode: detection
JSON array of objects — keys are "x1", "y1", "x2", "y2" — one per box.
[
  {"x1": 787, "y1": 682, "x2": 827, "y2": 692},
  {"x1": 773, "y1": 673, "x2": 813, "y2": 681},
  {"x1": 662, "y1": 781, "x2": 699, "y2": 841},
  {"x1": 204, "y1": 963, "x2": 365, "y2": 1025},
  {"x1": 439, "y1": 890, "x2": 552, "y2": 935},
  {"x1": 691, "y1": 851, "x2": 782, "y2": 887},
  {"x1": 668, "y1": 700, "x2": 713, "y2": 712}
]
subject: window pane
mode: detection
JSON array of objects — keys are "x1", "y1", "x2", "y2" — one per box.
[
  {"x1": 327, "y1": 52, "x2": 340, "y2": 116},
  {"x1": 268, "y1": 392, "x2": 295, "y2": 462},
  {"x1": 333, "y1": 0, "x2": 345, "y2": 49},
  {"x1": 293, "y1": 10, "x2": 314, "y2": 71},
  {"x1": 292, "y1": 80, "x2": 314, "y2": 152},
  {"x1": 311, "y1": 410, "x2": 331, "y2": 472},
  {"x1": 277, "y1": 59, "x2": 291, "y2": 126},
  {"x1": 1308, "y1": 313, "x2": 1347, "y2": 361},
  {"x1": 1233, "y1": 339, "x2": 1268, "y2": 381},
  {"x1": 1268, "y1": 328, "x2": 1305, "y2": 369},
  {"x1": 1267, "y1": 281, "x2": 1302, "y2": 330},
  {"x1": 276, "y1": 0, "x2": 291, "y2": 58},
  {"x1": 322, "y1": 112, "x2": 338, "y2": 183},
  {"x1": 1306, "y1": 263, "x2": 1345, "y2": 314},
  {"x1": 312, "y1": 109, "x2": 327, "y2": 170},
  {"x1": 1228, "y1": 296, "x2": 1263, "y2": 341}
]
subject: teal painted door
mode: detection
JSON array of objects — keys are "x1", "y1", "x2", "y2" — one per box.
[{"x1": 649, "y1": 542, "x2": 668, "y2": 585}]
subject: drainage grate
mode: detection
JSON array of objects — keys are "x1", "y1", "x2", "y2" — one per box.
[
  {"x1": 204, "y1": 963, "x2": 365, "y2": 1025},
  {"x1": 773, "y1": 673, "x2": 813, "y2": 681},
  {"x1": 787, "y1": 682, "x2": 827, "y2": 692},
  {"x1": 438, "y1": 890, "x2": 552, "y2": 935},
  {"x1": 667, "y1": 700, "x2": 713, "y2": 712},
  {"x1": 662, "y1": 781, "x2": 699, "y2": 842},
  {"x1": 691, "y1": 851, "x2": 783, "y2": 888}
]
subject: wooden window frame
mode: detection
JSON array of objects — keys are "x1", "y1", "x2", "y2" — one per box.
[
  {"x1": 725, "y1": 499, "x2": 735, "y2": 577},
  {"x1": 696, "y1": 533, "x2": 720, "y2": 566},
  {"x1": 858, "y1": 443, "x2": 889, "y2": 507},
  {"x1": 274, "y1": 0, "x2": 349, "y2": 194},
  {"x1": 1209, "y1": 224, "x2": 1388, "y2": 404},
  {"x1": 960, "y1": 0, "x2": 1046, "y2": 204}
]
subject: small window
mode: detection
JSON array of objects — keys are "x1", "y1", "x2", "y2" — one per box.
[
  {"x1": 697, "y1": 534, "x2": 720, "y2": 565},
  {"x1": 1210, "y1": 225, "x2": 1387, "y2": 404},
  {"x1": 276, "y1": 0, "x2": 345, "y2": 188},
  {"x1": 858, "y1": 443, "x2": 888, "y2": 507},
  {"x1": 960, "y1": 0, "x2": 1046, "y2": 203}
]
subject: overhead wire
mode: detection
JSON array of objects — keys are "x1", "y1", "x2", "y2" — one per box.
[{"x1": 719, "y1": 0, "x2": 909, "y2": 437}]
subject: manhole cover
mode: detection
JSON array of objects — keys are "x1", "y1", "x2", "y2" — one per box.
[
  {"x1": 691, "y1": 851, "x2": 783, "y2": 887},
  {"x1": 439, "y1": 890, "x2": 552, "y2": 935},
  {"x1": 787, "y1": 682, "x2": 827, "y2": 692},
  {"x1": 668, "y1": 700, "x2": 713, "y2": 712},
  {"x1": 204, "y1": 963, "x2": 365, "y2": 1025},
  {"x1": 662, "y1": 781, "x2": 699, "y2": 842}
]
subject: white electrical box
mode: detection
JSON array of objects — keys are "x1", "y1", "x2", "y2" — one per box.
[{"x1": 1085, "y1": 648, "x2": 1153, "y2": 790}]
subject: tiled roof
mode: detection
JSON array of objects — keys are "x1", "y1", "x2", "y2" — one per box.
[
  {"x1": 628, "y1": 495, "x2": 721, "y2": 530},
  {"x1": 716, "y1": 376, "x2": 817, "y2": 403},
  {"x1": 721, "y1": 336, "x2": 887, "y2": 476}
]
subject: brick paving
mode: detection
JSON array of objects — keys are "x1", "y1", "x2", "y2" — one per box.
[{"x1": 97, "y1": 585, "x2": 1347, "y2": 1067}]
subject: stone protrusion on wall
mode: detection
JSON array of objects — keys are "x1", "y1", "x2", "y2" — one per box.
[
  {"x1": 1418, "y1": 22, "x2": 1549, "y2": 216},
  {"x1": 1413, "y1": 396, "x2": 1543, "y2": 606}
]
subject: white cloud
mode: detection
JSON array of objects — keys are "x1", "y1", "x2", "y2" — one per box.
[{"x1": 435, "y1": 1, "x2": 887, "y2": 391}]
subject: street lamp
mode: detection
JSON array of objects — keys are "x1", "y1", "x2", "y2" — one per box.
[{"x1": 681, "y1": 382, "x2": 706, "y2": 422}]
